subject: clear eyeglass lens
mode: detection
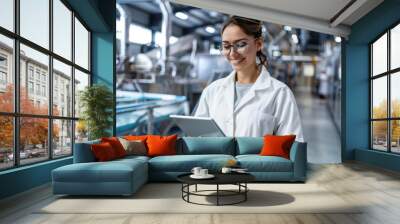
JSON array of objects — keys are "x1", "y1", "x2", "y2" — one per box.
[{"x1": 221, "y1": 41, "x2": 248, "y2": 55}]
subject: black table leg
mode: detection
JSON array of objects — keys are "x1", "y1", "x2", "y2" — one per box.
[
  {"x1": 217, "y1": 184, "x2": 219, "y2": 206},
  {"x1": 245, "y1": 183, "x2": 247, "y2": 201},
  {"x1": 195, "y1": 184, "x2": 197, "y2": 192}
]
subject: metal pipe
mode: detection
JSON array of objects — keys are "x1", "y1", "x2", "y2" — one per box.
[
  {"x1": 156, "y1": 0, "x2": 172, "y2": 76},
  {"x1": 116, "y1": 4, "x2": 127, "y2": 60}
]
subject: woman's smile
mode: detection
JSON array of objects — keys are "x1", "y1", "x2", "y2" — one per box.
[{"x1": 230, "y1": 58, "x2": 245, "y2": 65}]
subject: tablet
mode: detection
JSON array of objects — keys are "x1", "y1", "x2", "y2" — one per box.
[{"x1": 170, "y1": 115, "x2": 226, "y2": 137}]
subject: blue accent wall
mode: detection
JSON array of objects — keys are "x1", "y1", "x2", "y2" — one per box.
[
  {"x1": 0, "y1": 158, "x2": 72, "y2": 199},
  {"x1": 92, "y1": 32, "x2": 116, "y2": 135},
  {"x1": 343, "y1": 0, "x2": 400, "y2": 172},
  {"x1": 0, "y1": 0, "x2": 116, "y2": 200}
]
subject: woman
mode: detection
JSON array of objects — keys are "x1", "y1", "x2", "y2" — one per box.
[{"x1": 195, "y1": 16, "x2": 304, "y2": 142}]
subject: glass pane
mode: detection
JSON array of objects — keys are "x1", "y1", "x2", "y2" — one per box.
[
  {"x1": 129, "y1": 24, "x2": 152, "y2": 44},
  {"x1": 391, "y1": 72, "x2": 400, "y2": 118},
  {"x1": 391, "y1": 24, "x2": 400, "y2": 70},
  {"x1": 0, "y1": 35, "x2": 14, "y2": 112},
  {"x1": 0, "y1": 116, "x2": 13, "y2": 170},
  {"x1": 372, "y1": 33, "x2": 387, "y2": 76},
  {"x1": 372, "y1": 121, "x2": 388, "y2": 151},
  {"x1": 53, "y1": 0, "x2": 72, "y2": 60},
  {"x1": 53, "y1": 59, "x2": 72, "y2": 117},
  {"x1": 20, "y1": 0, "x2": 49, "y2": 49},
  {"x1": 74, "y1": 18, "x2": 89, "y2": 70},
  {"x1": 74, "y1": 69, "x2": 89, "y2": 118},
  {"x1": 0, "y1": 0, "x2": 14, "y2": 31},
  {"x1": 372, "y1": 77, "x2": 387, "y2": 119},
  {"x1": 391, "y1": 120, "x2": 400, "y2": 153},
  {"x1": 53, "y1": 119, "x2": 72, "y2": 158},
  {"x1": 20, "y1": 44, "x2": 49, "y2": 115},
  {"x1": 75, "y1": 120, "x2": 88, "y2": 143},
  {"x1": 20, "y1": 117, "x2": 49, "y2": 165}
]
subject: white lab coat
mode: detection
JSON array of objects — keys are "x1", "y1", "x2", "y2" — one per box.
[{"x1": 195, "y1": 67, "x2": 305, "y2": 142}]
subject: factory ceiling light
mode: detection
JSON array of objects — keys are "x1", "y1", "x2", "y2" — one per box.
[
  {"x1": 205, "y1": 26, "x2": 216, "y2": 34},
  {"x1": 175, "y1": 11, "x2": 188, "y2": 20},
  {"x1": 284, "y1": 25, "x2": 292, "y2": 31}
]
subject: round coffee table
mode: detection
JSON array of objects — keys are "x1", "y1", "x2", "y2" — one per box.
[{"x1": 177, "y1": 172, "x2": 255, "y2": 206}]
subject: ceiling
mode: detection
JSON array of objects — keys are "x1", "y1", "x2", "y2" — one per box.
[
  {"x1": 171, "y1": 0, "x2": 384, "y2": 37},
  {"x1": 117, "y1": 0, "x2": 226, "y2": 37}
]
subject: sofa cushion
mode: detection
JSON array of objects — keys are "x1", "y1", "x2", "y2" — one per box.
[
  {"x1": 101, "y1": 137, "x2": 127, "y2": 158},
  {"x1": 91, "y1": 142, "x2": 118, "y2": 161},
  {"x1": 179, "y1": 137, "x2": 235, "y2": 155},
  {"x1": 148, "y1": 154, "x2": 235, "y2": 172},
  {"x1": 147, "y1": 135, "x2": 177, "y2": 157},
  {"x1": 53, "y1": 159, "x2": 147, "y2": 183},
  {"x1": 118, "y1": 138, "x2": 147, "y2": 156},
  {"x1": 260, "y1": 135, "x2": 296, "y2": 159},
  {"x1": 235, "y1": 137, "x2": 263, "y2": 155},
  {"x1": 236, "y1": 155, "x2": 293, "y2": 172}
]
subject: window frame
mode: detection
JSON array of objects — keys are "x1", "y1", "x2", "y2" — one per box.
[
  {"x1": 370, "y1": 19, "x2": 400, "y2": 154},
  {"x1": 0, "y1": 0, "x2": 92, "y2": 171}
]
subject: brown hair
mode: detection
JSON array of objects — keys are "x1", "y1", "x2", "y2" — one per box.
[{"x1": 221, "y1": 15, "x2": 267, "y2": 69}]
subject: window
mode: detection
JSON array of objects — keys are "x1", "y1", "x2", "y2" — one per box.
[
  {"x1": 0, "y1": 0, "x2": 14, "y2": 32},
  {"x1": 28, "y1": 81, "x2": 34, "y2": 94},
  {"x1": 20, "y1": 0, "x2": 49, "y2": 49},
  {"x1": 28, "y1": 67, "x2": 34, "y2": 80},
  {"x1": 75, "y1": 17, "x2": 89, "y2": 70},
  {"x1": 0, "y1": 36, "x2": 13, "y2": 112},
  {"x1": 74, "y1": 69, "x2": 89, "y2": 119},
  {"x1": 53, "y1": 0, "x2": 72, "y2": 60},
  {"x1": 129, "y1": 24, "x2": 152, "y2": 44},
  {"x1": 36, "y1": 84, "x2": 40, "y2": 95},
  {"x1": 0, "y1": 54, "x2": 7, "y2": 67},
  {"x1": 0, "y1": 71, "x2": 6, "y2": 85},
  {"x1": 0, "y1": 1, "x2": 91, "y2": 170},
  {"x1": 155, "y1": 32, "x2": 178, "y2": 47},
  {"x1": 370, "y1": 23, "x2": 400, "y2": 153},
  {"x1": 42, "y1": 85, "x2": 46, "y2": 97},
  {"x1": 53, "y1": 59, "x2": 72, "y2": 117},
  {"x1": 35, "y1": 70, "x2": 41, "y2": 81},
  {"x1": 53, "y1": 119, "x2": 72, "y2": 158}
]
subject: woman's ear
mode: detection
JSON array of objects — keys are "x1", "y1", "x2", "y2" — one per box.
[{"x1": 256, "y1": 37, "x2": 264, "y2": 51}]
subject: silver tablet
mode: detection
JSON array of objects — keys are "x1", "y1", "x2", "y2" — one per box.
[{"x1": 170, "y1": 115, "x2": 226, "y2": 137}]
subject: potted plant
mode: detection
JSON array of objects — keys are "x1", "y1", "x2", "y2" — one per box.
[{"x1": 79, "y1": 84, "x2": 114, "y2": 140}]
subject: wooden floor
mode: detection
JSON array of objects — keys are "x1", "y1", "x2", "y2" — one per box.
[{"x1": 1, "y1": 162, "x2": 400, "y2": 224}]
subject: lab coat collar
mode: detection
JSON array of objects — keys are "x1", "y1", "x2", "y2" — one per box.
[
  {"x1": 221, "y1": 66, "x2": 272, "y2": 90},
  {"x1": 221, "y1": 66, "x2": 272, "y2": 114}
]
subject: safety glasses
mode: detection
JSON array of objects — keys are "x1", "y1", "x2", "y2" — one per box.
[{"x1": 220, "y1": 40, "x2": 250, "y2": 55}]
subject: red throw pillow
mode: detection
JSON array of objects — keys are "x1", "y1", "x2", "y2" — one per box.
[
  {"x1": 260, "y1": 135, "x2": 296, "y2": 159},
  {"x1": 101, "y1": 137, "x2": 127, "y2": 158},
  {"x1": 146, "y1": 135, "x2": 177, "y2": 157},
  {"x1": 91, "y1": 142, "x2": 117, "y2": 161}
]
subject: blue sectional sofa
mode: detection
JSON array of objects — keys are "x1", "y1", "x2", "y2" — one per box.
[{"x1": 52, "y1": 137, "x2": 307, "y2": 196}]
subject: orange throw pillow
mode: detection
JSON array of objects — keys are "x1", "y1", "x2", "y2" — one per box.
[
  {"x1": 91, "y1": 142, "x2": 117, "y2": 162},
  {"x1": 146, "y1": 135, "x2": 177, "y2": 157},
  {"x1": 260, "y1": 135, "x2": 296, "y2": 159},
  {"x1": 101, "y1": 137, "x2": 126, "y2": 158}
]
